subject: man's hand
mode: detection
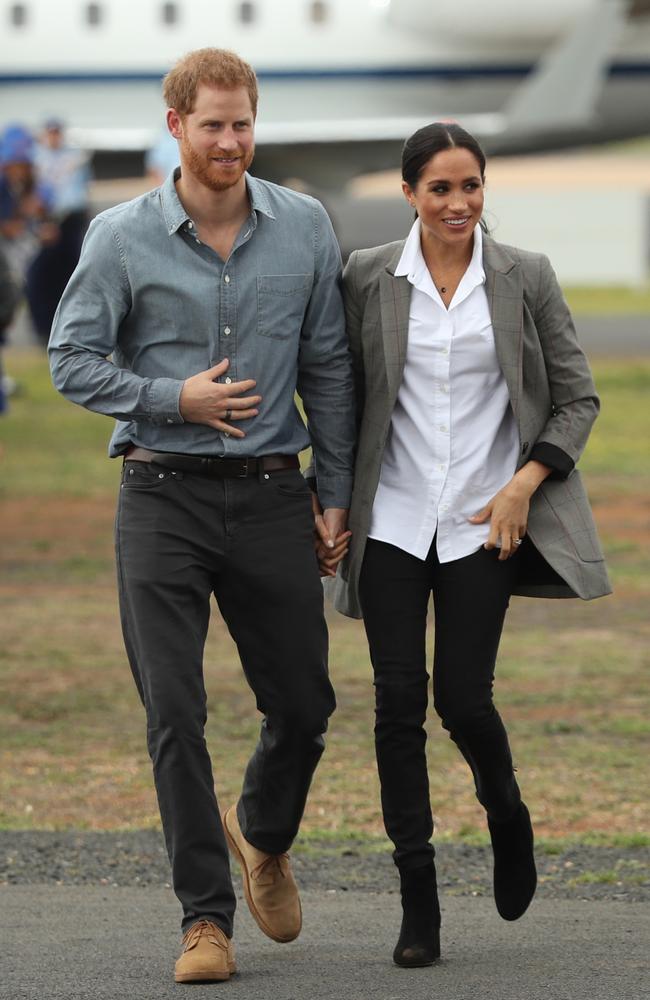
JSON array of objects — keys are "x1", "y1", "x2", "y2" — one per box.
[
  {"x1": 311, "y1": 494, "x2": 351, "y2": 577},
  {"x1": 179, "y1": 358, "x2": 261, "y2": 438}
]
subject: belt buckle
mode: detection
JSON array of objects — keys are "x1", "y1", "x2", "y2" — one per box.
[{"x1": 236, "y1": 458, "x2": 250, "y2": 478}]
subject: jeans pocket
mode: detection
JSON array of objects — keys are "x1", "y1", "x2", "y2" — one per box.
[{"x1": 121, "y1": 461, "x2": 173, "y2": 489}]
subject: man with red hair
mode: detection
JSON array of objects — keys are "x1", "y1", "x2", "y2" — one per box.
[{"x1": 49, "y1": 48, "x2": 354, "y2": 983}]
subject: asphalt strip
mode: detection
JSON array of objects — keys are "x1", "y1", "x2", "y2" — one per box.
[{"x1": 1, "y1": 886, "x2": 648, "y2": 1000}]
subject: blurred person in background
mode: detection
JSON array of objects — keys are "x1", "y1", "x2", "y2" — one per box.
[
  {"x1": 0, "y1": 123, "x2": 58, "y2": 343},
  {"x1": 30, "y1": 117, "x2": 91, "y2": 342},
  {"x1": 0, "y1": 241, "x2": 20, "y2": 416},
  {"x1": 319, "y1": 122, "x2": 611, "y2": 971}
]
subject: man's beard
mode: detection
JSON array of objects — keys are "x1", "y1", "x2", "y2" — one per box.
[{"x1": 181, "y1": 135, "x2": 254, "y2": 192}]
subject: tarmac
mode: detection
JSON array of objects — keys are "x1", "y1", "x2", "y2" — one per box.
[{"x1": 2, "y1": 886, "x2": 648, "y2": 1000}]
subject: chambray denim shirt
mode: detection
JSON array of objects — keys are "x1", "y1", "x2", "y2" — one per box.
[{"x1": 49, "y1": 171, "x2": 355, "y2": 508}]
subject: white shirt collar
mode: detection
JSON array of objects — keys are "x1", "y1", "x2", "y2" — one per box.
[{"x1": 395, "y1": 218, "x2": 486, "y2": 304}]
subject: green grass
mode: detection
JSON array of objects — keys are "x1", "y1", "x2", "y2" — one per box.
[
  {"x1": 1, "y1": 349, "x2": 649, "y2": 841},
  {"x1": 0, "y1": 350, "x2": 117, "y2": 497},
  {"x1": 579, "y1": 361, "x2": 650, "y2": 477},
  {"x1": 563, "y1": 286, "x2": 650, "y2": 315}
]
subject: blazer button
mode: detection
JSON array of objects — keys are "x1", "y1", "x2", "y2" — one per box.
[{"x1": 522, "y1": 442, "x2": 529, "y2": 454}]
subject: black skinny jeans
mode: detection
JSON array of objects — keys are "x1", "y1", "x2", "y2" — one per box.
[{"x1": 359, "y1": 537, "x2": 521, "y2": 871}]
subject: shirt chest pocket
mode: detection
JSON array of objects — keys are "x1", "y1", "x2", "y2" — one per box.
[{"x1": 257, "y1": 273, "x2": 312, "y2": 340}]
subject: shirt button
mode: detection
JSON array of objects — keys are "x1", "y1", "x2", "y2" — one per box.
[
  {"x1": 441, "y1": 347, "x2": 449, "y2": 355},
  {"x1": 441, "y1": 384, "x2": 449, "y2": 393},
  {"x1": 438, "y1": 464, "x2": 446, "y2": 472},
  {"x1": 440, "y1": 424, "x2": 448, "y2": 432},
  {"x1": 166, "y1": 418, "x2": 174, "y2": 425},
  {"x1": 224, "y1": 326, "x2": 231, "y2": 336},
  {"x1": 225, "y1": 377, "x2": 232, "y2": 384},
  {"x1": 224, "y1": 275, "x2": 230, "y2": 284}
]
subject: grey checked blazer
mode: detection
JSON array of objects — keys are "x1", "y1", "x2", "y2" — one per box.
[{"x1": 323, "y1": 234, "x2": 611, "y2": 619}]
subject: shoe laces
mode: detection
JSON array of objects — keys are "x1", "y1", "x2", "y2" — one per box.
[
  {"x1": 251, "y1": 852, "x2": 290, "y2": 881},
  {"x1": 182, "y1": 919, "x2": 227, "y2": 952}
]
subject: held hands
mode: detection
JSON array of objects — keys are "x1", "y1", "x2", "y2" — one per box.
[
  {"x1": 468, "y1": 460, "x2": 552, "y2": 560},
  {"x1": 179, "y1": 358, "x2": 261, "y2": 438},
  {"x1": 311, "y1": 492, "x2": 351, "y2": 577}
]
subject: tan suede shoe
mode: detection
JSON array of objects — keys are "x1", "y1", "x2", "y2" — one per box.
[
  {"x1": 174, "y1": 919, "x2": 236, "y2": 983},
  {"x1": 222, "y1": 805, "x2": 302, "y2": 943}
]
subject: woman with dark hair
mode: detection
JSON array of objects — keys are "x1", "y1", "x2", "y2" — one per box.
[{"x1": 316, "y1": 122, "x2": 611, "y2": 968}]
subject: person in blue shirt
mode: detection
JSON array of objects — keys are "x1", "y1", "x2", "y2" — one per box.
[
  {"x1": 26, "y1": 118, "x2": 91, "y2": 343},
  {"x1": 0, "y1": 124, "x2": 57, "y2": 303},
  {"x1": 49, "y1": 47, "x2": 355, "y2": 984}
]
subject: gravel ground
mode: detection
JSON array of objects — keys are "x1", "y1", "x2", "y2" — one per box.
[{"x1": 1, "y1": 831, "x2": 648, "y2": 902}]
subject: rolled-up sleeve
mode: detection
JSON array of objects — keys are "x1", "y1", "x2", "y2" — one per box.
[
  {"x1": 48, "y1": 217, "x2": 184, "y2": 425},
  {"x1": 296, "y1": 202, "x2": 355, "y2": 509}
]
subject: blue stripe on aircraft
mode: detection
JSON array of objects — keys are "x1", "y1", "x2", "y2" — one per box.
[{"x1": 1, "y1": 62, "x2": 649, "y2": 84}]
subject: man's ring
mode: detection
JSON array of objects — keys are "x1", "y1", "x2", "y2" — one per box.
[
  {"x1": 225, "y1": 408, "x2": 232, "y2": 421},
  {"x1": 513, "y1": 538, "x2": 522, "y2": 546}
]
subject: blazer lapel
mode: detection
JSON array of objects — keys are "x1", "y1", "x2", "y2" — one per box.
[
  {"x1": 483, "y1": 235, "x2": 523, "y2": 413},
  {"x1": 380, "y1": 242, "x2": 411, "y2": 403}
]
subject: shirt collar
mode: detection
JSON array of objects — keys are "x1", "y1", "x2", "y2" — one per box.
[
  {"x1": 160, "y1": 167, "x2": 190, "y2": 235},
  {"x1": 394, "y1": 217, "x2": 486, "y2": 291},
  {"x1": 244, "y1": 173, "x2": 276, "y2": 221},
  {"x1": 160, "y1": 168, "x2": 276, "y2": 237},
  {"x1": 466, "y1": 221, "x2": 486, "y2": 285},
  {"x1": 394, "y1": 217, "x2": 422, "y2": 279}
]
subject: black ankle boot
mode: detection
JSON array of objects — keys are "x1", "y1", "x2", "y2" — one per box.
[
  {"x1": 488, "y1": 800, "x2": 537, "y2": 921},
  {"x1": 393, "y1": 862, "x2": 441, "y2": 968}
]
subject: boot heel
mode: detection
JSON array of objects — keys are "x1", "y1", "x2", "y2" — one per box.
[{"x1": 393, "y1": 924, "x2": 440, "y2": 968}]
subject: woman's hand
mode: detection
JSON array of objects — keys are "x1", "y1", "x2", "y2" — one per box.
[{"x1": 469, "y1": 460, "x2": 552, "y2": 561}]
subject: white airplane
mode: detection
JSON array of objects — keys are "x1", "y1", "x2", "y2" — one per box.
[{"x1": 1, "y1": 0, "x2": 649, "y2": 186}]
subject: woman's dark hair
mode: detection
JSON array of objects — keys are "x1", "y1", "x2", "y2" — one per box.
[{"x1": 401, "y1": 122, "x2": 486, "y2": 189}]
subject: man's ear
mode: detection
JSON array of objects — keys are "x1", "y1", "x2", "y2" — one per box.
[{"x1": 166, "y1": 108, "x2": 183, "y2": 140}]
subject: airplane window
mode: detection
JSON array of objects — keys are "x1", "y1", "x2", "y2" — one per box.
[
  {"x1": 9, "y1": 3, "x2": 28, "y2": 26},
  {"x1": 238, "y1": 1, "x2": 255, "y2": 23},
  {"x1": 161, "y1": 1, "x2": 178, "y2": 24},
  {"x1": 310, "y1": 0, "x2": 328, "y2": 22},
  {"x1": 85, "y1": 2, "x2": 103, "y2": 26}
]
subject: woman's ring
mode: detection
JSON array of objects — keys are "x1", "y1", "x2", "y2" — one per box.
[
  {"x1": 225, "y1": 408, "x2": 232, "y2": 421},
  {"x1": 513, "y1": 538, "x2": 522, "y2": 546}
]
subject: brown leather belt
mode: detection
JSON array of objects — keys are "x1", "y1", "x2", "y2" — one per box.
[{"x1": 124, "y1": 446, "x2": 300, "y2": 478}]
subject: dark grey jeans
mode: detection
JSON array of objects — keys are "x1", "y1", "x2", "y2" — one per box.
[{"x1": 115, "y1": 460, "x2": 335, "y2": 935}]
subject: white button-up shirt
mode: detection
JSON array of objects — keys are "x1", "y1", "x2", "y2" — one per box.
[{"x1": 368, "y1": 220, "x2": 520, "y2": 563}]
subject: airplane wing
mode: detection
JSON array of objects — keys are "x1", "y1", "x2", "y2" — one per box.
[{"x1": 64, "y1": 0, "x2": 639, "y2": 185}]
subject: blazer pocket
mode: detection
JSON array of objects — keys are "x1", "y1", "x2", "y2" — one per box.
[
  {"x1": 571, "y1": 529, "x2": 606, "y2": 563},
  {"x1": 257, "y1": 273, "x2": 312, "y2": 340}
]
